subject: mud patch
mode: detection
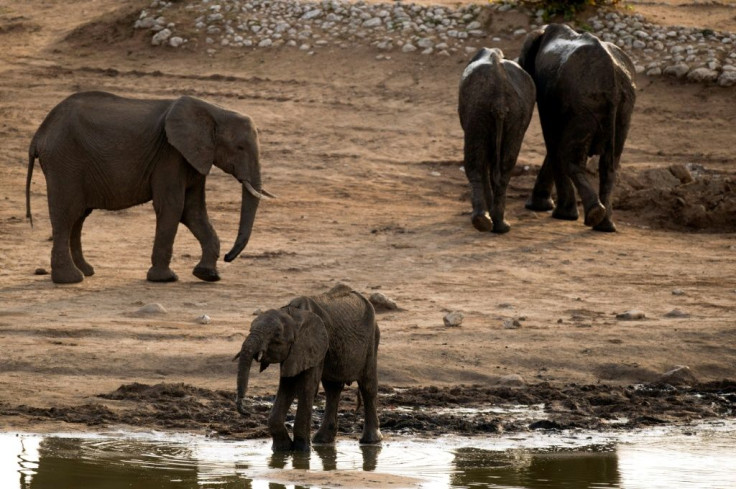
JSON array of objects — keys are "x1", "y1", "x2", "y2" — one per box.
[
  {"x1": 62, "y1": 3, "x2": 147, "y2": 48},
  {"x1": 1, "y1": 381, "x2": 733, "y2": 439}
]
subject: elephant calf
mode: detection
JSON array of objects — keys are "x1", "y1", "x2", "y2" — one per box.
[
  {"x1": 459, "y1": 48, "x2": 536, "y2": 234},
  {"x1": 27, "y1": 91, "x2": 274, "y2": 284},
  {"x1": 235, "y1": 284, "x2": 382, "y2": 452}
]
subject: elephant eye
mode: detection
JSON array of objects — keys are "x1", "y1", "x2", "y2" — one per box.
[{"x1": 237, "y1": 145, "x2": 245, "y2": 151}]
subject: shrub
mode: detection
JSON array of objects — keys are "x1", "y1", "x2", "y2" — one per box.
[{"x1": 518, "y1": 0, "x2": 622, "y2": 21}]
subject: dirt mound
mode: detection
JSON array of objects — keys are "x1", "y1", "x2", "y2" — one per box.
[
  {"x1": 61, "y1": 3, "x2": 146, "y2": 48},
  {"x1": 614, "y1": 165, "x2": 736, "y2": 231},
  {"x1": 2, "y1": 382, "x2": 733, "y2": 439}
]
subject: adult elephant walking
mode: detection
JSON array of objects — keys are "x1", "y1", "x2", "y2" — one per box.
[
  {"x1": 519, "y1": 24, "x2": 636, "y2": 232},
  {"x1": 27, "y1": 91, "x2": 274, "y2": 283},
  {"x1": 459, "y1": 47, "x2": 536, "y2": 233},
  {"x1": 235, "y1": 284, "x2": 381, "y2": 452}
]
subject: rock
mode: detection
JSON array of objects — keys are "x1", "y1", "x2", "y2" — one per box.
[
  {"x1": 616, "y1": 310, "x2": 646, "y2": 320},
  {"x1": 137, "y1": 303, "x2": 167, "y2": 315},
  {"x1": 362, "y1": 17, "x2": 382, "y2": 28},
  {"x1": 503, "y1": 318, "x2": 521, "y2": 329},
  {"x1": 253, "y1": 308, "x2": 264, "y2": 316},
  {"x1": 34, "y1": 268, "x2": 49, "y2": 275},
  {"x1": 664, "y1": 309, "x2": 690, "y2": 318},
  {"x1": 466, "y1": 21, "x2": 481, "y2": 30},
  {"x1": 402, "y1": 43, "x2": 417, "y2": 52},
  {"x1": 668, "y1": 164, "x2": 694, "y2": 184},
  {"x1": 646, "y1": 67, "x2": 662, "y2": 76},
  {"x1": 672, "y1": 289, "x2": 685, "y2": 296},
  {"x1": 151, "y1": 28, "x2": 172, "y2": 46},
  {"x1": 513, "y1": 28, "x2": 527, "y2": 37},
  {"x1": 657, "y1": 365, "x2": 698, "y2": 386},
  {"x1": 498, "y1": 374, "x2": 526, "y2": 386},
  {"x1": 196, "y1": 314, "x2": 211, "y2": 325},
  {"x1": 443, "y1": 311, "x2": 464, "y2": 327},
  {"x1": 416, "y1": 37, "x2": 433, "y2": 49},
  {"x1": 369, "y1": 292, "x2": 398, "y2": 311},
  {"x1": 718, "y1": 71, "x2": 736, "y2": 87},
  {"x1": 169, "y1": 36, "x2": 184, "y2": 47},
  {"x1": 258, "y1": 38, "x2": 273, "y2": 47},
  {"x1": 687, "y1": 67, "x2": 719, "y2": 82},
  {"x1": 301, "y1": 9, "x2": 323, "y2": 20},
  {"x1": 135, "y1": 17, "x2": 157, "y2": 29},
  {"x1": 663, "y1": 63, "x2": 690, "y2": 78}
]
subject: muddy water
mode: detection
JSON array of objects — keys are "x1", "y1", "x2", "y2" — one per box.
[{"x1": 1, "y1": 421, "x2": 735, "y2": 489}]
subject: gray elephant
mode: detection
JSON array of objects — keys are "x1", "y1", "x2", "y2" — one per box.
[
  {"x1": 26, "y1": 91, "x2": 274, "y2": 284},
  {"x1": 519, "y1": 24, "x2": 636, "y2": 232},
  {"x1": 459, "y1": 47, "x2": 536, "y2": 233},
  {"x1": 234, "y1": 284, "x2": 381, "y2": 452}
]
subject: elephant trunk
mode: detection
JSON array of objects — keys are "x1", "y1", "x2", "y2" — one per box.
[
  {"x1": 235, "y1": 335, "x2": 262, "y2": 414},
  {"x1": 224, "y1": 183, "x2": 260, "y2": 262}
]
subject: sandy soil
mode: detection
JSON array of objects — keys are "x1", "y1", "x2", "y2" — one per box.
[{"x1": 0, "y1": 0, "x2": 734, "y2": 441}]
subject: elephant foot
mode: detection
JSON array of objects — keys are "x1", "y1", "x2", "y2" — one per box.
[
  {"x1": 52, "y1": 266, "x2": 84, "y2": 284},
  {"x1": 312, "y1": 430, "x2": 337, "y2": 445},
  {"x1": 525, "y1": 196, "x2": 555, "y2": 212},
  {"x1": 76, "y1": 262, "x2": 95, "y2": 277},
  {"x1": 492, "y1": 219, "x2": 511, "y2": 234},
  {"x1": 359, "y1": 429, "x2": 383, "y2": 445},
  {"x1": 552, "y1": 206, "x2": 579, "y2": 221},
  {"x1": 593, "y1": 217, "x2": 617, "y2": 233},
  {"x1": 271, "y1": 437, "x2": 294, "y2": 452},
  {"x1": 471, "y1": 211, "x2": 492, "y2": 232},
  {"x1": 193, "y1": 266, "x2": 221, "y2": 282},
  {"x1": 292, "y1": 438, "x2": 311, "y2": 452},
  {"x1": 147, "y1": 267, "x2": 178, "y2": 283},
  {"x1": 584, "y1": 203, "x2": 607, "y2": 228}
]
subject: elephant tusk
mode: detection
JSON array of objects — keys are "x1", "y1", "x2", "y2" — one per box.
[
  {"x1": 254, "y1": 351, "x2": 263, "y2": 362},
  {"x1": 243, "y1": 181, "x2": 277, "y2": 200},
  {"x1": 232, "y1": 352, "x2": 241, "y2": 361}
]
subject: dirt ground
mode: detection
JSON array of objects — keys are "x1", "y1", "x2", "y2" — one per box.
[{"x1": 0, "y1": 0, "x2": 734, "y2": 440}]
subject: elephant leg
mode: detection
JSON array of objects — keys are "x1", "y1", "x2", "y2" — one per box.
[
  {"x1": 490, "y1": 133, "x2": 519, "y2": 234},
  {"x1": 292, "y1": 366, "x2": 321, "y2": 452},
  {"x1": 358, "y1": 376, "x2": 382, "y2": 444},
  {"x1": 147, "y1": 189, "x2": 185, "y2": 282},
  {"x1": 563, "y1": 142, "x2": 605, "y2": 227},
  {"x1": 269, "y1": 376, "x2": 298, "y2": 452},
  {"x1": 312, "y1": 380, "x2": 343, "y2": 445},
  {"x1": 463, "y1": 130, "x2": 492, "y2": 232},
  {"x1": 181, "y1": 183, "x2": 221, "y2": 282},
  {"x1": 47, "y1": 186, "x2": 85, "y2": 284},
  {"x1": 70, "y1": 209, "x2": 94, "y2": 277},
  {"x1": 525, "y1": 154, "x2": 555, "y2": 212}
]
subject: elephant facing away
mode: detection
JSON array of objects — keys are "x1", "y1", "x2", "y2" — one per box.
[
  {"x1": 235, "y1": 284, "x2": 382, "y2": 452},
  {"x1": 27, "y1": 91, "x2": 274, "y2": 284},
  {"x1": 519, "y1": 24, "x2": 636, "y2": 232},
  {"x1": 459, "y1": 47, "x2": 536, "y2": 234}
]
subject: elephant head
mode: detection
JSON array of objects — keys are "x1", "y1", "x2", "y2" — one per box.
[
  {"x1": 235, "y1": 308, "x2": 329, "y2": 414},
  {"x1": 164, "y1": 96, "x2": 275, "y2": 263}
]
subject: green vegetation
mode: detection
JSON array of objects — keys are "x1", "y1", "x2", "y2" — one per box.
[{"x1": 515, "y1": 0, "x2": 622, "y2": 21}]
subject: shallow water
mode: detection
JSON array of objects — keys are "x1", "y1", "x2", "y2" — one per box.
[{"x1": 2, "y1": 421, "x2": 735, "y2": 489}]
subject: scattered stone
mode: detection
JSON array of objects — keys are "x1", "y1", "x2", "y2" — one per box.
[
  {"x1": 503, "y1": 318, "x2": 521, "y2": 329},
  {"x1": 34, "y1": 268, "x2": 49, "y2": 275},
  {"x1": 443, "y1": 311, "x2": 464, "y2": 327},
  {"x1": 151, "y1": 28, "x2": 172, "y2": 46},
  {"x1": 169, "y1": 36, "x2": 185, "y2": 48},
  {"x1": 669, "y1": 164, "x2": 694, "y2": 184},
  {"x1": 196, "y1": 314, "x2": 211, "y2": 325},
  {"x1": 657, "y1": 365, "x2": 698, "y2": 386},
  {"x1": 616, "y1": 310, "x2": 646, "y2": 320},
  {"x1": 672, "y1": 289, "x2": 685, "y2": 296},
  {"x1": 687, "y1": 67, "x2": 719, "y2": 82},
  {"x1": 663, "y1": 63, "x2": 690, "y2": 78},
  {"x1": 253, "y1": 308, "x2": 264, "y2": 316},
  {"x1": 369, "y1": 292, "x2": 398, "y2": 311},
  {"x1": 664, "y1": 309, "x2": 690, "y2": 318},
  {"x1": 136, "y1": 303, "x2": 167, "y2": 315},
  {"x1": 718, "y1": 71, "x2": 736, "y2": 87}
]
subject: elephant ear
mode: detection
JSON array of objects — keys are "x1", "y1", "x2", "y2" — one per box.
[
  {"x1": 164, "y1": 96, "x2": 216, "y2": 175},
  {"x1": 281, "y1": 309, "x2": 329, "y2": 378},
  {"x1": 518, "y1": 28, "x2": 545, "y2": 77}
]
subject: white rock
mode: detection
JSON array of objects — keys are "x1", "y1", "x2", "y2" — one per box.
[
  {"x1": 466, "y1": 21, "x2": 481, "y2": 30},
  {"x1": 687, "y1": 67, "x2": 719, "y2": 82},
  {"x1": 443, "y1": 311, "x2": 464, "y2": 327},
  {"x1": 301, "y1": 9, "x2": 323, "y2": 20},
  {"x1": 513, "y1": 28, "x2": 527, "y2": 37},
  {"x1": 196, "y1": 314, "x2": 211, "y2": 325},
  {"x1": 402, "y1": 43, "x2": 417, "y2": 52},
  {"x1": 363, "y1": 17, "x2": 382, "y2": 28},
  {"x1": 718, "y1": 71, "x2": 736, "y2": 87},
  {"x1": 169, "y1": 36, "x2": 185, "y2": 47},
  {"x1": 417, "y1": 37, "x2": 433, "y2": 48},
  {"x1": 663, "y1": 63, "x2": 690, "y2": 78},
  {"x1": 258, "y1": 38, "x2": 272, "y2": 47},
  {"x1": 615, "y1": 310, "x2": 646, "y2": 320},
  {"x1": 151, "y1": 28, "x2": 172, "y2": 46}
]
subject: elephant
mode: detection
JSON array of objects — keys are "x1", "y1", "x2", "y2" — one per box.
[
  {"x1": 519, "y1": 23, "x2": 636, "y2": 232},
  {"x1": 459, "y1": 47, "x2": 536, "y2": 234},
  {"x1": 234, "y1": 284, "x2": 382, "y2": 452},
  {"x1": 26, "y1": 91, "x2": 274, "y2": 284}
]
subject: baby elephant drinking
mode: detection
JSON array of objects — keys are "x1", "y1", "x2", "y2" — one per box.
[{"x1": 234, "y1": 284, "x2": 381, "y2": 452}]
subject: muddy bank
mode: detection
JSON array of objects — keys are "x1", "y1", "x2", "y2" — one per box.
[{"x1": 1, "y1": 381, "x2": 733, "y2": 439}]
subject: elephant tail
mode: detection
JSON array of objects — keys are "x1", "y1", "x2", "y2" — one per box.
[{"x1": 26, "y1": 141, "x2": 38, "y2": 228}]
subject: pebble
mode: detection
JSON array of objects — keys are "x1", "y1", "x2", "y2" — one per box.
[
  {"x1": 672, "y1": 289, "x2": 685, "y2": 296},
  {"x1": 657, "y1": 365, "x2": 698, "y2": 386},
  {"x1": 136, "y1": 303, "x2": 167, "y2": 315},
  {"x1": 615, "y1": 310, "x2": 646, "y2": 320},
  {"x1": 443, "y1": 311, "x2": 464, "y2": 327},
  {"x1": 253, "y1": 308, "x2": 264, "y2": 316},
  {"x1": 369, "y1": 292, "x2": 398, "y2": 311},
  {"x1": 133, "y1": 0, "x2": 736, "y2": 87},
  {"x1": 34, "y1": 268, "x2": 49, "y2": 275},
  {"x1": 502, "y1": 318, "x2": 521, "y2": 329},
  {"x1": 196, "y1": 314, "x2": 211, "y2": 325},
  {"x1": 664, "y1": 309, "x2": 690, "y2": 318}
]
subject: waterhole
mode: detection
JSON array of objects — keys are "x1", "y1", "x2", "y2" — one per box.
[{"x1": 2, "y1": 421, "x2": 735, "y2": 488}]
